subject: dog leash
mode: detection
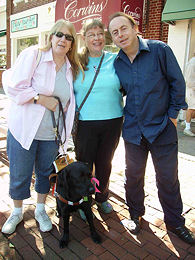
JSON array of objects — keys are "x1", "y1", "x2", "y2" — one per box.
[
  {"x1": 50, "y1": 98, "x2": 101, "y2": 201},
  {"x1": 51, "y1": 96, "x2": 66, "y2": 147}
]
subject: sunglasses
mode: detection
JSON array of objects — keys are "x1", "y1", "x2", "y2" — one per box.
[{"x1": 55, "y1": 32, "x2": 74, "y2": 42}]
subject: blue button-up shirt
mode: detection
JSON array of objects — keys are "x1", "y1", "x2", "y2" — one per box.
[{"x1": 114, "y1": 37, "x2": 187, "y2": 145}]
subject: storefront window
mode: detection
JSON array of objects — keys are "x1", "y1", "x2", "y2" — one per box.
[
  {"x1": 17, "y1": 36, "x2": 38, "y2": 56},
  {"x1": 0, "y1": 52, "x2": 6, "y2": 69}
]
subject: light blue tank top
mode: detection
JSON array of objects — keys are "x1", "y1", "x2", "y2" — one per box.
[
  {"x1": 74, "y1": 52, "x2": 123, "y2": 120},
  {"x1": 35, "y1": 63, "x2": 70, "y2": 140}
]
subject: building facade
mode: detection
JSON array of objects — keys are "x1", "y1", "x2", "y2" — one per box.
[
  {"x1": 3, "y1": 0, "x2": 194, "y2": 87},
  {"x1": 5, "y1": 0, "x2": 169, "y2": 68},
  {"x1": 162, "y1": 0, "x2": 195, "y2": 72}
]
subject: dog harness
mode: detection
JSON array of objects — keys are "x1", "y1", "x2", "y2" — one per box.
[{"x1": 51, "y1": 177, "x2": 101, "y2": 206}]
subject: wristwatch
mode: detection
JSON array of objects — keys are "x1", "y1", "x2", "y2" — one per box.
[{"x1": 33, "y1": 94, "x2": 40, "y2": 104}]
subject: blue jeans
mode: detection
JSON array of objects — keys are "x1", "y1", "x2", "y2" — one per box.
[{"x1": 7, "y1": 130, "x2": 59, "y2": 200}]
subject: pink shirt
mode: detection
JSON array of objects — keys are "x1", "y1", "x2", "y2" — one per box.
[{"x1": 2, "y1": 45, "x2": 75, "y2": 151}]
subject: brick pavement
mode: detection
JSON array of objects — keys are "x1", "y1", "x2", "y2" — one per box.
[{"x1": 0, "y1": 92, "x2": 195, "y2": 259}]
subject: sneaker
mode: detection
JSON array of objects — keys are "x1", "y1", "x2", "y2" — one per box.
[
  {"x1": 183, "y1": 129, "x2": 195, "y2": 137},
  {"x1": 180, "y1": 121, "x2": 186, "y2": 128},
  {"x1": 167, "y1": 224, "x2": 195, "y2": 245},
  {"x1": 96, "y1": 201, "x2": 113, "y2": 214},
  {"x1": 35, "y1": 210, "x2": 52, "y2": 232},
  {"x1": 78, "y1": 209, "x2": 95, "y2": 222},
  {"x1": 121, "y1": 216, "x2": 142, "y2": 235},
  {"x1": 2, "y1": 214, "x2": 23, "y2": 234}
]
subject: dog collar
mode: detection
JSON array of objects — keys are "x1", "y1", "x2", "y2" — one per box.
[{"x1": 57, "y1": 193, "x2": 88, "y2": 206}]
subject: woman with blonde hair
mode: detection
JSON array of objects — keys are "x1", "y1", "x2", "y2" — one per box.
[{"x1": 2, "y1": 19, "x2": 81, "y2": 234}]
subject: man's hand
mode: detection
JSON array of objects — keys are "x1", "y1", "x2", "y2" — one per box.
[{"x1": 169, "y1": 117, "x2": 177, "y2": 128}]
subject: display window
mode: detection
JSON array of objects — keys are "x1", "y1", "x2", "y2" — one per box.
[
  {"x1": 17, "y1": 36, "x2": 38, "y2": 56},
  {"x1": 0, "y1": 49, "x2": 6, "y2": 69}
]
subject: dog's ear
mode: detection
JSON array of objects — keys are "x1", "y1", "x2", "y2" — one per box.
[{"x1": 56, "y1": 167, "x2": 69, "y2": 198}]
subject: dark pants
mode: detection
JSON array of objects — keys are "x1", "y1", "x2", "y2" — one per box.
[
  {"x1": 75, "y1": 117, "x2": 123, "y2": 203},
  {"x1": 125, "y1": 119, "x2": 185, "y2": 227}
]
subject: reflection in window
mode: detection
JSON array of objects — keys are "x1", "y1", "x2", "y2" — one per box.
[{"x1": 17, "y1": 37, "x2": 38, "y2": 56}]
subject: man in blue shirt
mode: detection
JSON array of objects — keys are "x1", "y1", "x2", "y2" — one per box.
[{"x1": 108, "y1": 12, "x2": 195, "y2": 245}]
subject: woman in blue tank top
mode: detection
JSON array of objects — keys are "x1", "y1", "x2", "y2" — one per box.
[{"x1": 74, "y1": 19, "x2": 124, "y2": 220}]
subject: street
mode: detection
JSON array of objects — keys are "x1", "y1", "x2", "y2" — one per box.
[{"x1": 0, "y1": 91, "x2": 195, "y2": 259}]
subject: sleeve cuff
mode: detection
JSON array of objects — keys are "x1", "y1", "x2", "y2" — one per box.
[{"x1": 168, "y1": 109, "x2": 179, "y2": 119}]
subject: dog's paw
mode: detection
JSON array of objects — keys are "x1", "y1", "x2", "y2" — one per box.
[
  {"x1": 59, "y1": 238, "x2": 69, "y2": 248},
  {"x1": 59, "y1": 233, "x2": 69, "y2": 248},
  {"x1": 91, "y1": 232, "x2": 102, "y2": 244}
]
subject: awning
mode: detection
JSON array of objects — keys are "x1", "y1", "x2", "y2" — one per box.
[
  {"x1": 162, "y1": 0, "x2": 195, "y2": 22},
  {"x1": 0, "y1": 30, "x2": 6, "y2": 37}
]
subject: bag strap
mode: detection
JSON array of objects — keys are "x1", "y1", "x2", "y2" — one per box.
[
  {"x1": 51, "y1": 97, "x2": 66, "y2": 147},
  {"x1": 77, "y1": 52, "x2": 105, "y2": 112}
]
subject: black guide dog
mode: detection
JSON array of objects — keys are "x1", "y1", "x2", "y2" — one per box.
[{"x1": 56, "y1": 161, "x2": 102, "y2": 248}]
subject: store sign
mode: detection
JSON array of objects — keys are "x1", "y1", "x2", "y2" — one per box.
[
  {"x1": 55, "y1": 0, "x2": 144, "y2": 32},
  {"x1": 11, "y1": 14, "x2": 38, "y2": 33},
  {"x1": 121, "y1": 0, "x2": 144, "y2": 31}
]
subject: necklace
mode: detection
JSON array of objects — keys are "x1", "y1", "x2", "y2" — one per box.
[
  {"x1": 93, "y1": 65, "x2": 97, "y2": 72},
  {"x1": 90, "y1": 53, "x2": 103, "y2": 73}
]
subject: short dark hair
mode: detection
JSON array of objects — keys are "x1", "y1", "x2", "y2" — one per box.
[{"x1": 108, "y1": 12, "x2": 138, "y2": 32}]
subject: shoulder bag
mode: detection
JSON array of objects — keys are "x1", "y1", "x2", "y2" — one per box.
[{"x1": 72, "y1": 52, "x2": 105, "y2": 143}]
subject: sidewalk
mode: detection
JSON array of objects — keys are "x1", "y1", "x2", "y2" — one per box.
[{"x1": 0, "y1": 92, "x2": 195, "y2": 259}]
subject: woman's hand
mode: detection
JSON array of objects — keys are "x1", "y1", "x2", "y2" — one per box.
[{"x1": 37, "y1": 95, "x2": 59, "y2": 111}]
